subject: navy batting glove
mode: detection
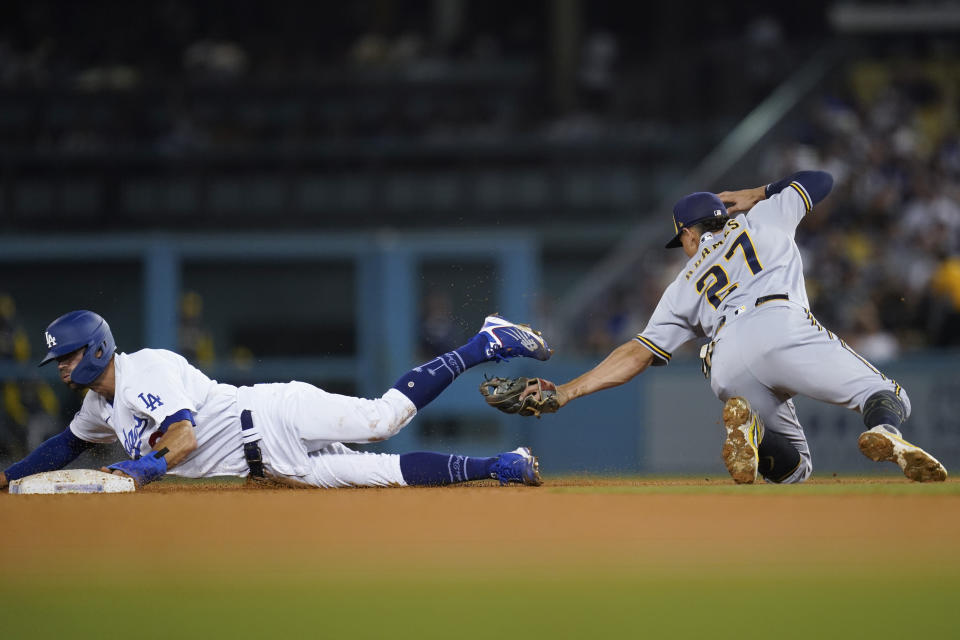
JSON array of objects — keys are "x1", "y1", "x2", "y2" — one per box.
[{"x1": 107, "y1": 449, "x2": 168, "y2": 486}]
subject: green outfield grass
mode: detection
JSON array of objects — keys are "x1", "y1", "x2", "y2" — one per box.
[{"x1": 2, "y1": 567, "x2": 957, "y2": 639}]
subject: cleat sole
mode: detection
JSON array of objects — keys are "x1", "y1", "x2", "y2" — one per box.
[
  {"x1": 858, "y1": 430, "x2": 947, "y2": 482},
  {"x1": 856, "y1": 431, "x2": 894, "y2": 463},
  {"x1": 721, "y1": 397, "x2": 759, "y2": 484},
  {"x1": 527, "y1": 451, "x2": 543, "y2": 486}
]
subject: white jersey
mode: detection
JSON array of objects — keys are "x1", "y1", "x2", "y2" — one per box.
[
  {"x1": 67, "y1": 348, "x2": 417, "y2": 486},
  {"x1": 69, "y1": 349, "x2": 248, "y2": 478},
  {"x1": 636, "y1": 182, "x2": 814, "y2": 364}
]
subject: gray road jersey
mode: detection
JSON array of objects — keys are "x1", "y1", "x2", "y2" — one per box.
[{"x1": 636, "y1": 182, "x2": 814, "y2": 364}]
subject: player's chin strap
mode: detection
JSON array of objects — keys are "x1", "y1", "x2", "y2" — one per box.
[{"x1": 107, "y1": 447, "x2": 169, "y2": 487}]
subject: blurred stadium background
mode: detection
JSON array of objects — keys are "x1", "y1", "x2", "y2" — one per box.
[{"x1": 1, "y1": 0, "x2": 959, "y2": 475}]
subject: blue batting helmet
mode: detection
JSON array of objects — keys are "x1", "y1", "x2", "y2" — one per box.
[{"x1": 38, "y1": 310, "x2": 116, "y2": 385}]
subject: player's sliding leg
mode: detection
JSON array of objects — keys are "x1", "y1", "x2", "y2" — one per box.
[
  {"x1": 399, "y1": 447, "x2": 541, "y2": 486},
  {"x1": 857, "y1": 391, "x2": 947, "y2": 482},
  {"x1": 291, "y1": 315, "x2": 550, "y2": 447},
  {"x1": 390, "y1": 314, "x2": 551, "y2": 412},
  {"x1": 303, "y1": 443, "x2": 541, "y2": 488},
  {"x1": 289, "y1": 315, "x2": 548, "y2": 488}
]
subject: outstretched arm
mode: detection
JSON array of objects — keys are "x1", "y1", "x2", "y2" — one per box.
[
  {"x1": 150, "y1": 419, "x2": 198, "y2": 467},
  {"x1": 0, "y1": 428, "x2": 96, "y2": 489},
  {"x1": 483, "y1": 340, "x2": 656, "y2": 417},
  {"x1": 102, "y1": 419, "x2": 198, "y2": 487},
  {"x1": 556, "y1": 340, "x2": 656, "y2": 407}
]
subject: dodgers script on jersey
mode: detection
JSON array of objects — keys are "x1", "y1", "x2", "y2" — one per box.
[{"x1": 636, "y1": 183, "x2": 813, "y2": 363}]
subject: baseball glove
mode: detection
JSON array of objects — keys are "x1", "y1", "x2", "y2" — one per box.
[{"x1": 478, "y1": 376, "x2": 560, "y2": 418}]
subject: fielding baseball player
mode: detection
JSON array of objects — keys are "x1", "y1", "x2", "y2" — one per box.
[
  {"x1": 482, "y1": 170, "x2": 947, "y2": 484},
  {"x1": 0, "y1": 311, "x2": 550, "y2": 490}
]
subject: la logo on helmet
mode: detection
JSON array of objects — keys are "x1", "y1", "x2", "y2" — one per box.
[{"x1": 45, "y1": 331, "x2": 57, "y2": 348}]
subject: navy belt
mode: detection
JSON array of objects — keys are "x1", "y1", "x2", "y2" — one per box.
[
  {"x1": 718, "y1": 294, "x2": 789, "y2": 331},
  {"x1": 240, "y1": 409, "x2": 264, "y2": 478},
  {"x1": 755, "y1": 293, "x2": 788, "y2": 306}
]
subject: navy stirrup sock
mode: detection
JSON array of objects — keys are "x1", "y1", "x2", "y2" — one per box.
[
  {"x1": 862, "y1": 391, "x2": 906, "y2": 430},
  {"x1": 392, "y1": 334, "x2": 490, "y2": 410},
  {"x1": 399, "y1": 452, "x2": 496, "y2": 486}
]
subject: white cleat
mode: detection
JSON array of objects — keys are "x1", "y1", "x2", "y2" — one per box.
[
  {"x1": 721, "y1": 397, "x2": 762, "y2": 484},
  {"x1": 858, "y1": 425, "x2": 947, "y2": 482}
]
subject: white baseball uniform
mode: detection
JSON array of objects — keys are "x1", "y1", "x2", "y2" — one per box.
[
  {"x1": 68, "y1": 349, "x2": 417, "y2": 487},
  {"x1": 635, "y1": 182, "x2": 908, "y2": 483}
]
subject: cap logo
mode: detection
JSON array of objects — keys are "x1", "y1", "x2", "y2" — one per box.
[
  {"x1": 713, "y1": 209, "x2": 723, "y2": 217},
  {"x1": 45, "y1": 331, "x2": 57, "y2": 348}
]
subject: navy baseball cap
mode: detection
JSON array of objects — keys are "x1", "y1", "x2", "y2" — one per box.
[{"x1": 664, "y1": 192, "x2": 728, "y2": 248}]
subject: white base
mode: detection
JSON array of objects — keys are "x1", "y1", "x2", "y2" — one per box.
[{"x1": 9, "y1": 469, "x2": 135, "y2": 494}]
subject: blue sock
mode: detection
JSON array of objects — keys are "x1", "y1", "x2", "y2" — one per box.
[
  {"x1": 392, "y1": 334, "x2": 491, "y2": 410},
  {"x1": 399, "y1": 452, "x2": 497, "y2": 486}
]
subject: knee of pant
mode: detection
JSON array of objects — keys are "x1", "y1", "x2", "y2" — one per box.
[
  {"x1": 862, "y1": 389, "x2": 910, "y2": 427},
  {"x1": 368, "y1": 390, "x2": 417, "y2": 441},
  {"x1": 758, "y1": 429, "x2": 808, "y2": 484},
  {"x1": 366, "y1": 409, "x2": 405, "y2": 441},
  {"x1": 769, "y1": 457, "x2": 812, "y2": 484}
]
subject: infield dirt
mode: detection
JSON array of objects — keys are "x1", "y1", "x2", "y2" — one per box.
[{"x1": 2, "y1": 476, "x2": 958, "y2": 638}]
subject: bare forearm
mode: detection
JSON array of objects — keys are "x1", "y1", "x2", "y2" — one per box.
[
  {"x1": 153, "y1": 420, "x2": 198, "y2": 468},
  {"x1": 717, "y1": 186, "x2": 766, "y2": 215},
  {"x1": 558, "y1": 340, "x2": 654, "y2": 406},
  {"x1": 102, "y1": 420, "x2": 197, "y2": 486}
]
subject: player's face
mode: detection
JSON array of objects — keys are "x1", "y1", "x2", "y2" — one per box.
[
  {"x1": 56, "y1": 348, "x2": 86, "y2": 388},
  {"x1": 681, "y1": 228, "x2": 700, "y2": 258}
]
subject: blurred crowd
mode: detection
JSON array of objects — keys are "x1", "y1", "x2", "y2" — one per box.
[
  {"x1": 0, "y1": 0, "x2": 548, "y2": 87},
  {"x1": 0, "y1": 1, "x2": 804, "y2": 157},
  {"x1": 765, "y1": 54, "x2": 960, "y2": 360},
  {"x1": 0, "y1": 1, "x2": 545, "y2": 156},
  {"x1": 0, "y1": 296, "x2": 59, "y2": 458}
]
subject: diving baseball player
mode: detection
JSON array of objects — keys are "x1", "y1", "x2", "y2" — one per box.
[
  {"x1": 483, "y1": 170, "x2": 947, "y2": 484},
  {"x1": 0, "y1": 311, "x2": 549, "y2": 490}
]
